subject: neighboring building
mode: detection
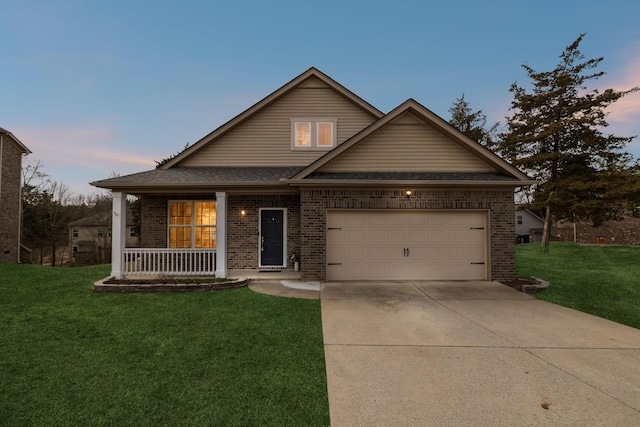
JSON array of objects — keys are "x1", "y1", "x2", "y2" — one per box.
[
  {"x1": 515, "y1": 207, "x2": 545, "y2": 243},
  {"x1": 556, "y1": 211, "x2": 640, "y2": 245},
  {"x1": 69, "y1": 209, "x2": 139, "y2": 265},
  {"x1": 0, "y1": 127, "x2": 31, "y2": 263},
  {"x1": 92, "y1": 68, "x2": 534, "y2": 281}
]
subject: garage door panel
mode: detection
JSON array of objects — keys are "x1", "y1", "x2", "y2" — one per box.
[{"x1": 326, "y1": 210, "x2": 487, "y2": 281}]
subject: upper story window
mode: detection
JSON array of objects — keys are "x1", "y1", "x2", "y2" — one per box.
[
  {"x1": 72, "y1": 228, "x2": 78, "y2": 238},
  {"x1": 168, "y1": 201, "x2": 216, "y2": 248},
  {"x1": 291, "y1": 118, "x2": 337, "y2": 150},
  {"x1": 517, "y1": 215, "x2": 523, "y2": 225},
  {"x1": 129, "y1": 227, "x2": 137, "y2": 237}
]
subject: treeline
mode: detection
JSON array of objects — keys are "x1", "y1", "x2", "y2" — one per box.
[{"x1": 21, "y1": 160, "x2": 117, "y2": 265}]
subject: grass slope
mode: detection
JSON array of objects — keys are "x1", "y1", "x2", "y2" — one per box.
[
  {"x1": 0, "y1": 264, "x2": 329, "y2": 426},
  {"x1": 516, "y1": 243, "x2": 640, "y2": 329}
]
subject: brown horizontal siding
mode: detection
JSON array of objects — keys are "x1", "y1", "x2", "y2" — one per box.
[
  {"x1": 319, "y1": 123, "x2": 497, "y2": 173},
  {"x1": 180, "y1": 78, "x2": 377, "y2": 167}
]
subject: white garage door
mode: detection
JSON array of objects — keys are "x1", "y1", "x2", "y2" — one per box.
[{"x1": 326, "y1": 210, "x2": 487, "y2": 281}]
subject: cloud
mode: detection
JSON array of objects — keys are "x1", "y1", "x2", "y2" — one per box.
[
  {"x1": 601, "y1": 56, "x2": 640, "y2": 125},
  {"x1": 16, "y1": 126, "x2": 156, "y2": 173}
]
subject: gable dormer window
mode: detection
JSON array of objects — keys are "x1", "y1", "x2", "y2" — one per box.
[{"x1": 291, "y1": 118, "x2": 336, "y2": 150}]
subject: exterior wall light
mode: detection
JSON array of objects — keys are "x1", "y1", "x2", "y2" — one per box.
[
  {"x1": 241, "y1": 209, "x2": 246, "y2": 216},
  {"x1": 405, "y1": 190, "x2": 413, "y2": 198}
]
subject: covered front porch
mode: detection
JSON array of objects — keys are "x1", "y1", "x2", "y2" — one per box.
[{"x1": 109, "y1": 191, "x2": 228, "y2": 279}]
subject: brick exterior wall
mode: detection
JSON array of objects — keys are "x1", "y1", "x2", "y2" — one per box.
[
  {"x1": 299, "y1": 188, "x2": 516, "y2": 282},
  {"x1": 138, "y1": 189, "x2": 516, "y2": 282},
  {"x1": 0, "y1": 140, "x2": 24, "y2": 263},
  {"x1": 227, "y1": 195, "x2": 300, "y2": 270}
]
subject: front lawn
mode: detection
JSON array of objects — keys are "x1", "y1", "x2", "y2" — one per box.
[
  {"x1": 516, "y1": 242, "x2": 640, "y2": 329},
  {"x1": 0, "y1": 264, "x2": 329, "y2": 426}
]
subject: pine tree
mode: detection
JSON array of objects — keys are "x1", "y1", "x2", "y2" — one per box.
[
  {"x1": 448, "y1": 94, "x2": 499, "y2": 150},
  {"x1": 500, "y1": 34, "x2": 640, "y2": 249}
]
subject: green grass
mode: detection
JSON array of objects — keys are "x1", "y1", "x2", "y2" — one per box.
[
  {"x1": 516, "y1": 242, "x2": 640, "y2": 329},
  {"x1": 0, "y1": 264, "x2": 329, "y2": 427}
]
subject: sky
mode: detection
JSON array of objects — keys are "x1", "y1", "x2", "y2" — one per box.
[{"x1": 2, "y1": 0, "x2": 640, "y2": 197}]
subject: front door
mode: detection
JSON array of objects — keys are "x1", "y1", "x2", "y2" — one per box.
[{"x1": 260, "y1": 209, "x2": 285, "y2": 266}]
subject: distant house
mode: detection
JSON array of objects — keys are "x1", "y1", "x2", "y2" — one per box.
[
  {"x1": 0, "y1": 127, "x2": 31, "y2": 263},
  {"x1": 556, "y1": 210, "x2": 640, "y2": 245},
  {"x1": 69, "y1": 209, "x2": 139, "y2": 265},
  {"x1": 515, "y1": 207, "x2": 545, "y2": 243}
]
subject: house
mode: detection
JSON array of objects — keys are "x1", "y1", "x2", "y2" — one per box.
[
  {"x1": 556, "y1": 211, "x2": 640, "y2": 245},
  {"x1": 91, "y1": 68, "x2": 535, "y2": 281},
  {"x1": 69, "y1": 209, "x2": 139, "y2": 265},
  {"x1": 515, "y1": 207, "x2": 545, "y2": 243},
  {"x1": 0, "y1": 127, "x2": 31, "y2": 263}
]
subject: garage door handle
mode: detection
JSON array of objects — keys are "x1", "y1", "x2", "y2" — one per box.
[
  {"x1": 470, "y1": 262, "x2": 485, "y2": 265},
  {"x1": 328, "y1": 263, "x2": 342, "y2": 266},
  {"x1": 328, "y1": 227, "x2": 342, "y2": 230}
]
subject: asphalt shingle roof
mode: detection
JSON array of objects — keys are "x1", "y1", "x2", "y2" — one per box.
[{"x1": 92, "y1": 167, "x2": 305, "y2": 187}]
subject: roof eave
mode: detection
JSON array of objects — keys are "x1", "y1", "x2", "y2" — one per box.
[
  {"x1": 90, "y1": 180, "x2": 293, "y2": 195},
  {"x1": 0, "y1": 128, "x2": 31, "y2": 154},
  {"x1": 287, "y1": 179, "x2": 537, "y2": 187}
]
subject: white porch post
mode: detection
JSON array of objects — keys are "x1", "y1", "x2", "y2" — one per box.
[
  {"x1": 111, "y1": 192, "x2": 127, "y2": 279},
  {"x1": 215, "y1": 192, "x2": 227, "y2": 278}
]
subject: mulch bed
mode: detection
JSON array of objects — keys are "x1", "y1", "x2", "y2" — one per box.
[
  {"x1": 94, "y1": 277, "x2": 248, "y2": 293},
  {"x1": 501, "y1": 276, "x2": 545, "y2": 294}
]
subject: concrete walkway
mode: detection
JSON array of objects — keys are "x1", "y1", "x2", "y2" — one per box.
[{"x1": 320, "y1": 281, "x2": 640, "y2": 426}]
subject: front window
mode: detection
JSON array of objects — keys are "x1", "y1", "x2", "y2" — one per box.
[
  {"x1": 168, "y1": 201, "x2": 216, "y2": 248},
  {"x1": 291, "y1": 118, "x2": 336, "y2": 149}
]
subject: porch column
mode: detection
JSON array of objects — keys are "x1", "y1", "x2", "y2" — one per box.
[
  {"x1": 215, "y1": 192, "x2": 227, "y2": 278},
  {"x1": 111, "y1": 192, "x2": 127, "y2": 279}
]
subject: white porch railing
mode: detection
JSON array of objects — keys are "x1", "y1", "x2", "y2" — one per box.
[{"x1": 121, "y1": 248, "x2": 217, "y2": 276}]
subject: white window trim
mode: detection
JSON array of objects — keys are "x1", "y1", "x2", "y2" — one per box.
[
  {"x1": 258, "y1": 208, "x2": 287, "y2": 268},
  {"x1": 167, "y1": 200, "x2": 217, "y2": 248},
  {"x1": 291, "y1": 117, "x2": 337, "y2": 150}
]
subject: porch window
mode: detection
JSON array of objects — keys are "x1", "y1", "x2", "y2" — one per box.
[{"x1": 168, "y1": 201, "x2": 217, "y2": 248}]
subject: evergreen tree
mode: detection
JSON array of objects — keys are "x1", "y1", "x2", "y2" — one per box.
[
  {"x1": 500, "y1": 34, "x2": 640, "y2": 248},
  {"x1": 448, "y1": 94, "x2": 499, "y2": 149}
]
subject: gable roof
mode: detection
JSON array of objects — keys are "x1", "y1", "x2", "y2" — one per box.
[
  {"x1": 289, "y1": 99, "x2": 535, "y2": 186},
  {"x1": 159, "y1": 67, "x2": 384, "y2": 169},
  {"x1": 0, "y1": 127, "x2": 31, "y2": 154}
]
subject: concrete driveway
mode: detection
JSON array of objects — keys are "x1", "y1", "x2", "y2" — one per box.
[{"x1": 321, "y1": 281, "x2": 640, "y2": 426}]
